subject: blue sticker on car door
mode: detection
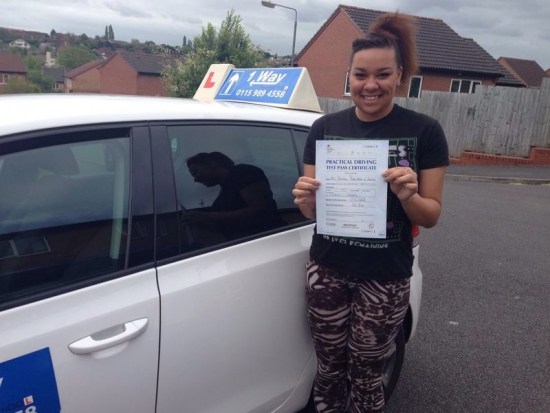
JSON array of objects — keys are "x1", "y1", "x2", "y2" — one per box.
[{"x1": 0, "y1": 348, "x2": 61, "y2": 413}]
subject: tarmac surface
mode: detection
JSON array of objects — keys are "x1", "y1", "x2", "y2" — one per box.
[{"x1": 446, "y1": 164, "x2": 550, "y2": 184}]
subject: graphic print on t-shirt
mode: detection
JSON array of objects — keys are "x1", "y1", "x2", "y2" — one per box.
[
  {"x1": 325, "y1": 135, "x2": 417, "y2": 243},
  {"x1": 389, "y1": 137, "x2": 417, "y2": 168}
]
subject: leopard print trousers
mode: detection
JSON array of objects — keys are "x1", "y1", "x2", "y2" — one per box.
[{"x1": 305, "y1": 259, "x2": 410, "y2": 413}]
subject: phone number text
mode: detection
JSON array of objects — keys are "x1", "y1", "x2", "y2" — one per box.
[{"x1": 235, "y1": 89, "x2": 286, "y2": 99}]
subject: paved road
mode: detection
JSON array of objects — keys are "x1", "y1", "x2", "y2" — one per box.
[
  {"x1": 446, "y1": 164, "x2": 550, "y2": 184},
  {"x1": 386, "y1": 179, "x2": 550, "y2": 413}
]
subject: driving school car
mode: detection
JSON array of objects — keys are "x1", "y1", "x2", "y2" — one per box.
[{"x1": 0, "y1": 65, "x2": 422, "y2": 412}]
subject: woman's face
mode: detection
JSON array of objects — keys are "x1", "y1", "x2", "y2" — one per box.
[{"x1": 348, "y1": 47, "x2": 403, "y2": 122}]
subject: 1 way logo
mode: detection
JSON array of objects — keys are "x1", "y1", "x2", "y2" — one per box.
[
  {"x1": 214, "y1": 67, "x2": 300, "y2": 105},
  {"x1": 248, "y1": 70, "x2": 287, "y2": 86}
]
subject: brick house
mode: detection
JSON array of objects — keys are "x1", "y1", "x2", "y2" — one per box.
[
  {"x1": 0, "y1": 53, "x2": 27, "y2": 90},
  {"x1": 497, "y1": 57, "x2": 550, "y2": 88},
  {"x1": 98, "y1": 51, "x2": 174, "y2": 96},
  {"x1": 65, "y1": 59, "x2": 103, "y2": 93},
  {"x1": 43, "y1": 66, "x2": 66, "y2": 92},
  {"x1": 295, "y1": 6, "x2": 519, "y2": 99}
]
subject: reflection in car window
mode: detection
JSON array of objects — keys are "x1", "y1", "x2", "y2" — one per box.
[
  {"x1": 168, "y1": 124, "x2": 308, "y2": 252},
  {"x1": 184, "y1": 151, "x2": 281, "y2": 241},
  {"x1": 293, "y1": 129, "x2": 309, "y2": 172},
  {"x1": 0, "y1": 134, "x2": 130, "y2": 306}
]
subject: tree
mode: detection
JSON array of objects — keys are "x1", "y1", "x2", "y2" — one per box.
[
  {"x1": 160, "y1": 44, "x2": 178, "y2": 55},
  {"x1": 163, "y1": 10, "x2": 262, "y2": 98},
  {"x1": 215, "y1": 10, "x2": 261, "y2": 67},
  {"x1": 143, "y1": 41, "x2": 157, "y2": 54},
  {"x1": 162, "y1": 49, "x2": 216, "y2": 98},
  {"x1": 57, "y1": 45, "x2": 96, "y2": 69},
  {"x1": 104, "y1": 25, "x2": 108, "y2": 40},
  {"x1": 108, "y1": 25, "x2": 114, "y2": 41},
  {"x1": 9, "y1": 47, "x2": 27, "y2": 56},
  {"x1": 180, "y1": 36, "x2": 193, "y2": 55},
  {"x1": 194, "y1": 23, "x2": 217, "y2": 52},
  {"x1": 27, "y1": 70, "x2": 55, "y2": 92},
  {"x1": 0, "y1": 77, "x2": 39, "y2": 94},
  {"x1": 23, "y1": 55, "x2": 44, "y2": 71}
]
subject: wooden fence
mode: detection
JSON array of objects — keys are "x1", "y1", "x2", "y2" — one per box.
[{"x1": 318, "y1": 77, "x2": 550, "y2": 158}]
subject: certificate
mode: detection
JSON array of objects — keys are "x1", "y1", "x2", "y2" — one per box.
[{"x1": 315, "y1": 140, "x2": 389, "y2": 238}]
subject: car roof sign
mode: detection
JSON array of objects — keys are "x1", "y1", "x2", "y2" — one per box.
[
  {"x1": 194, "y1": 64, "x2": 322, "y2": 113},
  {"x1": 193, "y1": 64, "x2": 235, "y2": 103}
]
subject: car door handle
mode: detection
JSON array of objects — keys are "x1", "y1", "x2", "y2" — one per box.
[{"x1": 69, "y1": 318, "x2": 149, "y2": 355}]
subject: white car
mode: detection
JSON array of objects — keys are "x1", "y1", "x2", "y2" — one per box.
[{"x1": 0, "y1": 93, "x2": 422, "y2": 413}]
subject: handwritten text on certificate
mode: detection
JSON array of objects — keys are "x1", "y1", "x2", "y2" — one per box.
[{"x1": 316, "y1": 140, "x2": 389, "y2": 238}]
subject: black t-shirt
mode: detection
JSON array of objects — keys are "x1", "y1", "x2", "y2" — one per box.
[
  {"x1": 212, "y1": 164, "x2": 269, "y2": 212},
  {"x1": 303, "y1": 104, "x2": 449, "y2": 280},
  {"x1": 212, "y1": 164, "x2": 278, "y2": 236}
]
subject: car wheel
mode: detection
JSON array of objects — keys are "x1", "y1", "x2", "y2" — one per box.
[{"x1": 383, "y1": 324, "x2": 406, "y2": 402}]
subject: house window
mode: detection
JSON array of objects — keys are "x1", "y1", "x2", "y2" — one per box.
[
  {"x1": 0, "y1": 74, "x2": 9, "y2": 84},
  {"x1": 408, "y1": 76, "x2": 423, "y2": 98},
  {"x1": 450, "y1": 79, "x2": 481, "y2": 93},
  {"x1": 344, "y1": 72, "x2": 351, "y2": 96}
]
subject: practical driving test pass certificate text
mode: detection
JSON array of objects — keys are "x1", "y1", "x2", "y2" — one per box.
[{"x1": 315, "y1": 140, "x2": 389, "y2": 238}]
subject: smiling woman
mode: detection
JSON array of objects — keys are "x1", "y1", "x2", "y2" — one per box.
[
  {"x1": 292, "y1": 11, "x2": 450, "y2": 413},
  {"x1": 348, "y1": 47, "x2": 402, "y2": 122}
]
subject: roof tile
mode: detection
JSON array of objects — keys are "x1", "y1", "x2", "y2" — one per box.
[
  {"x1": 117, "y1": 51, "x2": 175, "y2": 75},
  {"x1": 43, "y1": 66, "x2": 66, "y2": 83},
  {"x1": 341, "y1": 6, "x2": 507, "y2": 77},
  {"x1": 0, "y1": 53, "x2": 27, "y2": 74},
  {"x1": 497, "y1": 57, "x2": 549, "y2": 87}
]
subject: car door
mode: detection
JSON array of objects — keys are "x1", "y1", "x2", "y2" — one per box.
[
  {"x1": 152, "y1": 122, "x2": 317, "y2": 413},
  {"x1": 0, "y1": 126, "x2": 160, "y2": 412}
]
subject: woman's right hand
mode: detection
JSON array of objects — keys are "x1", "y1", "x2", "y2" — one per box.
[
  {"x1": 292, "y1": 176, "x2": 320, "y2": 214},
  {"x1": 292, "y1": 176, "x2": 320, "y2": 205}
]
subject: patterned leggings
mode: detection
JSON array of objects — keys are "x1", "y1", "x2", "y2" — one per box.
[{"x1": 305, "y1": 259, "x2": 410, "y2": 413}]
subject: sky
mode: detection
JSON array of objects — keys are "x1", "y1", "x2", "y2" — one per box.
[{"x1": 1, "y1": 0, "x2": 550, "y2": 70}]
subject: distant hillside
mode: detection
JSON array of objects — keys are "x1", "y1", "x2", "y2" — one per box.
[
  {"x1": 0, "y1": 26, "x2": 281, "y2": 64},
  {"x1": 0, "y1": 26, "x2": 189, "y2": 57},
  {"x1": 0, "y1": 27, "x2": 50, "y2": 46}
]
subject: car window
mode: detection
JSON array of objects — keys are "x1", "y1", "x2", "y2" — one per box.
[
  {"x1": 293, "y1": 129, "x2": 309, "y2": 173},
  {"x1": 167, "y1": 124, "x2": 308, "y2": 252},
  {"x1": 0, "y1": 131, "x2": 131, "y2": 307}
]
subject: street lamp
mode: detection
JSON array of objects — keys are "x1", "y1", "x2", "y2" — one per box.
[{"x1": 261, "y1": 1, "x2": 298, "y2": 66}]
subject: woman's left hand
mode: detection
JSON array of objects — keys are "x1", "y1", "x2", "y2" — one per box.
[{"x1": 382, "y1": 167, "x2": 418, "y2": 202}]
